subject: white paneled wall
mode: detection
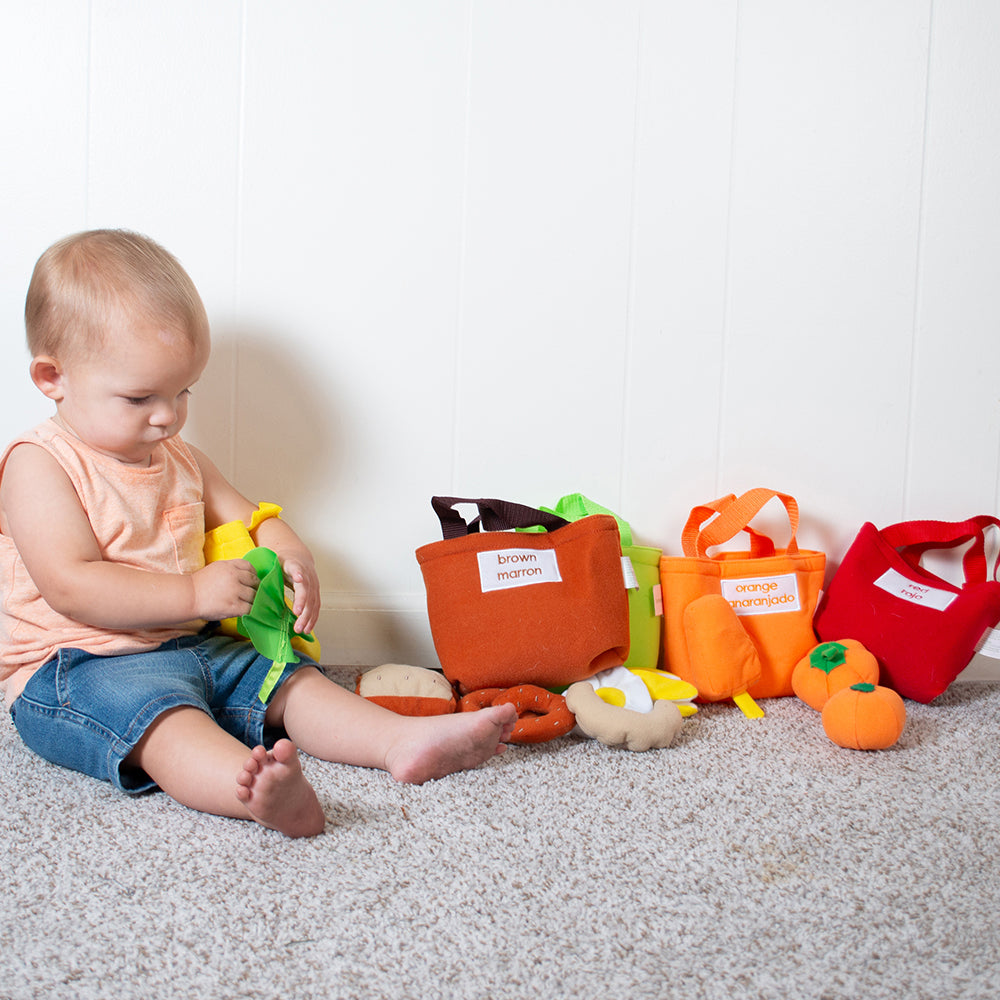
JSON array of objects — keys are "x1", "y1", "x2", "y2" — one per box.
[{"x1": 1, "y1": 2, "x2": 998, "y2": 675}]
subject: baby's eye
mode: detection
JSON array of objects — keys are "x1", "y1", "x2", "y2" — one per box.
[{"x1": 125, "y1": 395, "x2": 152, "y2": 406}]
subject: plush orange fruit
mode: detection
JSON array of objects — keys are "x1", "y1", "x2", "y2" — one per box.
[
  {"x1": 792, "y1": 640, "x2": 880, "y2": 711},
  {"x1": 821, "y1": 681, "x2": 906, "y2": 750}
]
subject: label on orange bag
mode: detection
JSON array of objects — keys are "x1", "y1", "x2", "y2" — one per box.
[
  {"x1": 720, "y1": 573, "x2": 801, "y2": 615},
  {"x1": 477, "y1": 549, "x2": 562, "y2": 592}
]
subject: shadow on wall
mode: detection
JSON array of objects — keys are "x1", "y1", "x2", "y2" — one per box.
[
  {"x1": 185, "y1": 326, "x2": 361, "y2": 593},
  {"x1": 185, "y1": 324, "x2": 431, "y2": 664}
]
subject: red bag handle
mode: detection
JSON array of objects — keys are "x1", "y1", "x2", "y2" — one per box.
[
  {"x1": 431, "y1": 496, "x2": 569, "y2": 540},
  {"x1": 880, "y1": 516, "x2": 1000, "y2": 584},
  {"x1": 682, "y1": 488, "x2": 800, "y2": 559}
]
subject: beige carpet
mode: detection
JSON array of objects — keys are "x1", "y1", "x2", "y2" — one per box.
[{"x1": 2, "y1": 669, "x2": 999, "y2": 1000}]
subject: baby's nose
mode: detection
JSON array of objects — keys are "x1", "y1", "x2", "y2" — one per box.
[{"x1": 149, "y1": 402, "x2": 177, "y2": 426}]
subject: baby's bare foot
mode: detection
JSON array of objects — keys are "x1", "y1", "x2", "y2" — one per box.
[
  {"x1": 385, "y1": 703, "x2": 518, "y2": 784},
  {"x1": 236, "y1": 739, "x2": 326, "y2": 838}
]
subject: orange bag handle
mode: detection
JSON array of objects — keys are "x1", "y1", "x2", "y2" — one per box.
[
  {"x1": 682, "y1": 494, "x2": 775, "y2": 558},
  {"x1": 682, "y1": 488, "x2": 800, "y2": 559}
]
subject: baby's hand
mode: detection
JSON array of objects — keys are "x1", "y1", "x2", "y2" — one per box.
[
  {"x1": 282, "y1": 555, "x2": 320, "y2": 636},
  {"x1": 191, "y1": 559, "x2": 259, "y2": 621}
]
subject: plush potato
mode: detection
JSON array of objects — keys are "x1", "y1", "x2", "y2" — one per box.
[{"x1": 356, "y1": 664, "x2": 457, "y2": 716}]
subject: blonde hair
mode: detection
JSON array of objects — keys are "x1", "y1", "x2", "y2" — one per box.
[{"x1": 25, "y1": 229, "x2": 209, "y2": 360}]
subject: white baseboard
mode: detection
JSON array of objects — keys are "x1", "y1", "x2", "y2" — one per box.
[
  {"x1": 313, "y1": 599, "x2": 439, "y2": 669},
  {"x1": 956, "y1": 652, "x2": 1000, "y2": 684},
  {"x1": 312, "y1": 599, "x2": 1000, "y2": 685}
]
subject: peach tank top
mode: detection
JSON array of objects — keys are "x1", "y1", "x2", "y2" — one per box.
[{"x1": 0, "y1": 419, "x2": 206, "y2": 704}]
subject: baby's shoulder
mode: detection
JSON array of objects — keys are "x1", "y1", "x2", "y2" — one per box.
[
  {"x1": 1, "y1": 438, "x2": 72, "y2": 490},
  {"x1": 0, "y1": 439, "x2": 76, "y2": 537}
]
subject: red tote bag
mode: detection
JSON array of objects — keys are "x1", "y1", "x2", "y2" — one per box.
[{"x1": 813, "y1": 516, "x2": 1000, "y2": 702}]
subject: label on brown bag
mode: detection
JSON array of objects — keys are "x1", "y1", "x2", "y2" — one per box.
[{"x1": 477, "y1": 549, "x2": 563, "y2": 592}]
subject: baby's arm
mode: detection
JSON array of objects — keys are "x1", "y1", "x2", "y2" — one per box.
[
  {"x1": 192, "y1": 446, "x2": 321, "y2": 636},
  {"x1": 0, "y1": 444, "x2": 259, "y2": 629}
]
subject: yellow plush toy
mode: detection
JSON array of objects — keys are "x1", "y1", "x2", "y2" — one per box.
[{"x1": 203, "y1": 501, "x2": 321, "y2": 663}]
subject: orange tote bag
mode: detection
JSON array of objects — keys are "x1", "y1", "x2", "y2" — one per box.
[
  {"x1": 659, "y1": 489, "x2": 826, "y2": 711},
  {"x1": 416, "y1": 497, "x2": 630, "y2": 694}
]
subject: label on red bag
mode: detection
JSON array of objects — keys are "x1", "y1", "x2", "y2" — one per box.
[
  {"x1": 874, "y1": 568, "x2": 957, "y2": 611},
  {"x1": 975, "y1": 626, "x2": 1000, "y2": 659},
  {"x1": 721, "y1": 573, "x2": 801, "y2": 615},
  {"x1": 962, "y1": 626, "x2": 1000, "y2": 678},
  {"x1": 478, "y1": 548, "x2": 562, "y2": 592}
]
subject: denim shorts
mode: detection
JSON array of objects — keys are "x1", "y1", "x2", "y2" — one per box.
[{"x1": 9, "y1": 632, "x2": 310, "y2": 794}]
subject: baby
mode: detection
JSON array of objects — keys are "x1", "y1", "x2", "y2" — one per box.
[{"x1": 0, "y1": 229, "x2": 516, "y2": 837}]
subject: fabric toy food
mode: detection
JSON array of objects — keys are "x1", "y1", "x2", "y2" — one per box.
[
  {"x1": 563, "y1": 665, "x2": 696, "y2": 751},
  {"x1": 682, "y1": 595, "x2": 765, "y2": 718},
  {"x1": 356, "y1": 664, "x2": 457, "y2": 716},
  {"x1": 565, "y1": 684, "x2": 683, "y2": 751},
  {"x1": 203, "y1": 502, "x2": 321, "y2": 662},
  {"x1": 792, "y1": 639, "x2": 880, "y2": 711},
  {"x1": 355, "y1": 663, "x2": 697, "y2": 751},
  {"x1": 821, "y1": 682, "x2": 906, "y2": 750},
  {"x1": 236, "y1": 546, "x2": 318, "y2": 702},
  {"x1": 355, "y1": 666, "x2": 575, "y2": 745},
  {"x1": 617, "y1": 667, "x2": 699, "y2": 717},
  {"x1": 459, "y1": 685, "x2": 576, "y2": 744}
]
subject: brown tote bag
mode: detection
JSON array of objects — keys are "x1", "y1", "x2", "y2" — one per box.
[{"x1": 416, "y1": 497, "x2": 630, "y2": 694}]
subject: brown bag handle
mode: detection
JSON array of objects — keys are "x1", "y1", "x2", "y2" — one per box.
[
  {"x1": 431, "y1": 496, "x2": 569, "y2": 540},
  {"x1": 682, "y1": 488, "x2": 800, "y2": 559}
]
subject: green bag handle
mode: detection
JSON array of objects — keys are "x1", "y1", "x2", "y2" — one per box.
[{"x1": 536, "y1": 493, "x2": 633, "y2": 548}]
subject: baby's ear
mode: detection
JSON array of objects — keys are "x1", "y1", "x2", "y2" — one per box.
[{"x1": 29, "y1": 357, "x2": 64, "y2": 401}]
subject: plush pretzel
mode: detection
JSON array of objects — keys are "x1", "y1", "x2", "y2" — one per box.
[
  {"x1": 458, "y1": 688, "x2": 507, "y2": 711},
  {"x1": 459, "y1": 685, "x2": 575, "y2": 744}
]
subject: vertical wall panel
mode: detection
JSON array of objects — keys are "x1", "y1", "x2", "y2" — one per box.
[
  {"x1": 454, "y1": 0, "x2": 640, "y2": 507},
  {"x1": 908, "y1": 0, "x2": 1000, "y2": 519},
  {"x1": 623, "y1": 0, "x2": 739, "y2": 550},
  {"x1": 0, "y1": 3, "x2": 90, "y2": 437},
  {"x1": 85, "y1": 1, "x2": 244, "y2": 472},
  {"x1": 239, "y1": 1, "x2": 469, "y2": 616},
  {"x1": 721, "y1": 0, "x2": 930, "y2": 558},
  {"x1": 87, "y1": 1, "x2": 243, "y2": 303}
]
